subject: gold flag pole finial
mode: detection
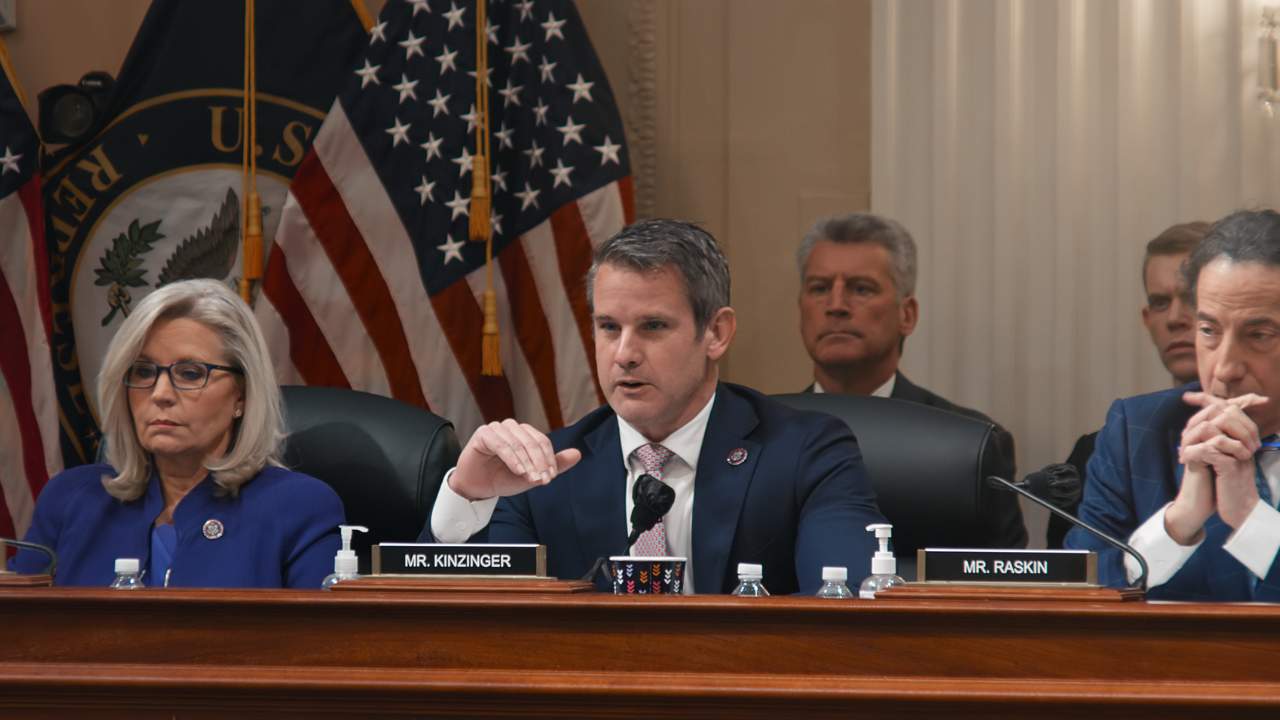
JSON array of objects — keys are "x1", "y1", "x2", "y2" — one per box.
[
  {"x1": 239, "y1": 0, "x2": 264, "y2": 305},
  {"x1": 471, "y1": 0, "x2": 500, "y2": 376}
]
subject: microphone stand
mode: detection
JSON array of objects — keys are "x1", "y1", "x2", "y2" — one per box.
[
  {"x1": 0, "y1": 538, "x2": 57, "y2": 577},
  {"x1": 987, "y1": 475, "x2": 1148, "y2": 592}
]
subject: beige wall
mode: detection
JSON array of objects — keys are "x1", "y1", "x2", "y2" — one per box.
[{"x1": 578, "y1": 0, "x2": 872, "y2": 391}]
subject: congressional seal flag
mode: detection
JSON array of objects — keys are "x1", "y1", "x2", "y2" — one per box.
[
  {"x1": 43, "y1": 0, "x2": 370, "y2": 464},
  {"x1": 0, "y1": 40, "x2": 59, "y2": 538},
  {"x1": 256, "y1": 0, "x2": 634, "y2": 440}
]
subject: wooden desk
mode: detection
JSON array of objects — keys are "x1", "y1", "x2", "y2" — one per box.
[{"x1": 1, "y1": 587, "x2": 1277, "y2": 718}]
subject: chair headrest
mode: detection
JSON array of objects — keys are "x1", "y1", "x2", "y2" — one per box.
[
  {"x1": 281, "y1": 385, "x2": 460, "y2": 564},
  {"x1": 771, "y1": 393, "x2": 999, "y2": 556}
]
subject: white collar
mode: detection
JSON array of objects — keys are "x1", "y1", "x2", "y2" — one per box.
[
  {"x1": 617, "y1": 391, "x2": 718, "y2": 471},
  {"x1": 813, "y1": 373, "x2": 896, "y2": 398}
]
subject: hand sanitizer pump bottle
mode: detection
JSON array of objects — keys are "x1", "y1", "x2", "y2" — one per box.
[
  {"x1": 321, "y1": 525, "x2": 369, "y2": 590},
  {"x1": 859, "y1": 523, "x2": 906, "y2": 599}
]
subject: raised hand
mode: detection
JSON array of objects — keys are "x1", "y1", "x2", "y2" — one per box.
[{"x1": 448, "y1": 419, "x2": 583, "y2": 501}]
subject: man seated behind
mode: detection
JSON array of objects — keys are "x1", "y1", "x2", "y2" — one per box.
[
  {"x1": 1051, "y1": 221, "x2": 1207, "y2": 547},
  {"x1": 1067, "y1": 210, "x2": 1280, "y2": 600},
  {"x1": 426, "y1": 219, "x2": 885, "y2": 594},
  {"x1": 796, "y1": 213, "x2": 1026, "y2": 548}
]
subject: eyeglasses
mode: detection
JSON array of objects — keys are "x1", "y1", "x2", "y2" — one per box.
[{"x1": 125, "y1": 360, "x2": 243, "y2": 391}]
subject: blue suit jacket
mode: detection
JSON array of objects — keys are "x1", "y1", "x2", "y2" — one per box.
[
  {"x1": 1065, "y1": 385, "x2": 1280, "y2": 601},
  {"x1": 432, "y1": 382, "x2": 885, "y2": 594},
  {"x1": 9, "y1": 464, "x2": 344, "y2": 589}
]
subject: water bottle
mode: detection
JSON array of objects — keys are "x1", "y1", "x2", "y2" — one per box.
[
  {"x1": 109, "y1": 558, "x2": 145, "y2": 590},
  {"x1": 731, "y1": 562, "x2": 770, "y2": 596},
  {"x1": 815, "y1": 566, "x2": 854, "y2": 599}
]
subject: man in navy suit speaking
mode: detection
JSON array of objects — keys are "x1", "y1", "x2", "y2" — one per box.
[
  {"x1": 1068, "y1": 209, "x2": 1280, "y2": 601},
  {"x1": 426, "y1": 219, "x2": 884, "y2": 593}
]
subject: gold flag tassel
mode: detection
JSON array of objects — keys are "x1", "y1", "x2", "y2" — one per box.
[
  {"x1": 239, "y1": 0, "x2": 264, "y2": 305},
  {"x1": 471, "y1": 0, "x2": 500, "y2": 375}
]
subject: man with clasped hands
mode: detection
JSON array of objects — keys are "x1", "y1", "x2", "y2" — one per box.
[
  {"x1": 424, "y1": 218, "x2": 884, "y2": 594},
  {"x1": 1068, "y1": 210, "x2": 1280, "y2": 600}
]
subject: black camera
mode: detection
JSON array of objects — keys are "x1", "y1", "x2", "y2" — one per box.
[{"x1": 38, "y1": 71, "x2": 115, "y2": 145}]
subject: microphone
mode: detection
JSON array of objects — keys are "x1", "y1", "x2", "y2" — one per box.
[
  {"x1": 579, "y1": 474, "x2": 677, "y2": 584},
  {"x1": 626, "y1": 473, "x2": 675, "y2": 549},
  {"x1": 0, "y1": 538, "x2": 58, "y2": 576},
  {"x1": 987, "y1": 468, "x2": 1148, "y2": 592}
]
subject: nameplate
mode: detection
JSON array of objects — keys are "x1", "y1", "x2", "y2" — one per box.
[
  {"x1": 373, "y1": 544, "x2": 546, "y2": 577},
  {"x1": 917, "y1": 548, "x2": 1097, "y2": 585}
]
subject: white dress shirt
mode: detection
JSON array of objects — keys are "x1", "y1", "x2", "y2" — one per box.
[
  {"x1": 1126, "y1": 451, "x2": 1280, "y2": 586},
  {"x1": 812, "y1": 374, "x2": 895, "y2": 398},
  {"x1": 430, "y1": 394, "x2": 718, "y2": 594}
]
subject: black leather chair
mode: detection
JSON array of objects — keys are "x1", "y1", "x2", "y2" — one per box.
[
  {"x1": 281, "y1": 385, "x2": 460, "y2": 573},
  {"x1": 772, "y1": 393, "x2": 1008, "y2": 580}
]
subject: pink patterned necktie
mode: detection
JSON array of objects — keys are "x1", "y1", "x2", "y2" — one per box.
[{"x1": 631, "y1": 443, "x2": 674, "y2": 557}]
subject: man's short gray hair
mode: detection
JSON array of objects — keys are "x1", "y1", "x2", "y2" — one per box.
[
  {"x1": 97, "y1": 279, "x2": 285, "y2": 501},
  {"x1": 796, "y1": 213, "x2": 918, "y2": 298},
  {"x1": 1184, "y1": 209, "x2": 1280, "y2": 303},
  {"x1": 586, "y1": 218, "x2": 730, "y2": 335}
]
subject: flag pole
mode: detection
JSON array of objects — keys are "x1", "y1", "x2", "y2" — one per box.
[
  {"x1": 240, "y1": 0, "x2": 264, "y2": 305},
  {"x1": 471, "y1": 0, "x2": 501, "y2": 376}
]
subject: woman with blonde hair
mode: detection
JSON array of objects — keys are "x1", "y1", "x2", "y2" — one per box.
[{"x1": 10, "y1": 279, "x2": 344, "y2": 587}]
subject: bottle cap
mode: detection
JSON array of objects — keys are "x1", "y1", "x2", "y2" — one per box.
[
  {"x1": 114, "y1": 558, "x2": 140, "y2": 574},
  {"x1": 737, "y1": 562, "x2": 763, "y2": 579},
  {"x1": 821, "y1": 566, "x2": 847, "y2": 582}
]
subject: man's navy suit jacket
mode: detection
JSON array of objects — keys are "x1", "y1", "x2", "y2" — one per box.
[
  {"x1": 1065, "y1": 384, "x2": 1280, "y2": 601},
  {"x1": 433, "y1": 382, "x2": 884, "y2": 594}
]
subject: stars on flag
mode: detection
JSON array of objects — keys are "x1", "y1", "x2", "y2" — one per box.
[
  {"x1": 355, "y1": 60, "x2": 381, "y2": 88},
  {"x1": 0, "y1": 146, "x2": 21, "y2": 174},
  {"x1": 428, "y1": 89, "x2": 451, "y2": 117},
  {"x1": 453, "y1": 146, "x2": 474, "y2": 178},
  {"x1": 399, "y1": 31, "x2": 426, "y2": 61},
  {"x1": 538, "y1": 56, "x2": 557, "y2": 84},
  {"x1": 415, "y1": 176, "x2": 436, "y2": 205},
  {"x1": 594, "y1": 136, "x2": 622, "y2": 165},
  {"x1": 498, "y1": 79, "x2": 524, "y2": 108},
  {"x1": 542, "y1": 13, "x2": 566, "y2": 42},
  {"x1": 446, "y1": 190, "x2": 470, "y2": 220},
  {"x1": 505, "y1": 37, "x2": 532, "y2": 65},
  {"x1": 345, "y1": 0, "x2": 629, "y2": 268},
  {"x1": 556, "y1": 116, "x2": 585, "y2": 146},
  {"x1": 435, "y1": 45, "x2": 458, "y2": 75},
  {"x1": 386, "y1": 117, "x2": 411, "y2": 146},
  {"x1": 392, "y1": 74, "x2": 419, "y2": 104},
  {"x1": 515, "y1": 182, "x2": 541, "y2": 211},
  {"x1": 567, "y1": 73, "x2": 593, "y2": 103},
  {"x1": 437, "y1": 235, "x2": 466, "y2": 264},
  {"x1": 420, "y1": 132, "x2": 444, "y2": 161},
  {"x1": 443, "y1": 2, "x2": 466, "y2": 31},
  {"x1": 550, "y1": 158, "x2": 573, "y2": 188}
]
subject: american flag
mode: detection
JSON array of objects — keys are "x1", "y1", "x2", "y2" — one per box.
[
  {"x1": 256, "y1": 0, "x2": 633, "y2": 439},
  {"x1": 0, "y1": 42, "x2": 59, "y2": 539}
]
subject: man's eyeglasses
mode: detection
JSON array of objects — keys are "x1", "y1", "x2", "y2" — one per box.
[{"x1": 125, "y1": 361, "x2": 243, "y2": 391}]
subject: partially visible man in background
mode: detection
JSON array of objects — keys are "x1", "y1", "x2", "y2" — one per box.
[
  {"x1": 1050, "y1": 221, "x2": 1209, "y2": 547},
  {"x1": 796, "y1": 213, "x2": 1027, "y2": 549}
]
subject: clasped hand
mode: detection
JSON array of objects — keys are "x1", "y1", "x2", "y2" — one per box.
[
  {"x1": 448, "y1": 419, "x2": 583, "y2": 501},
  {"x1": 1166, "y1": 392, "x2": 1267, "y2": 543}
]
